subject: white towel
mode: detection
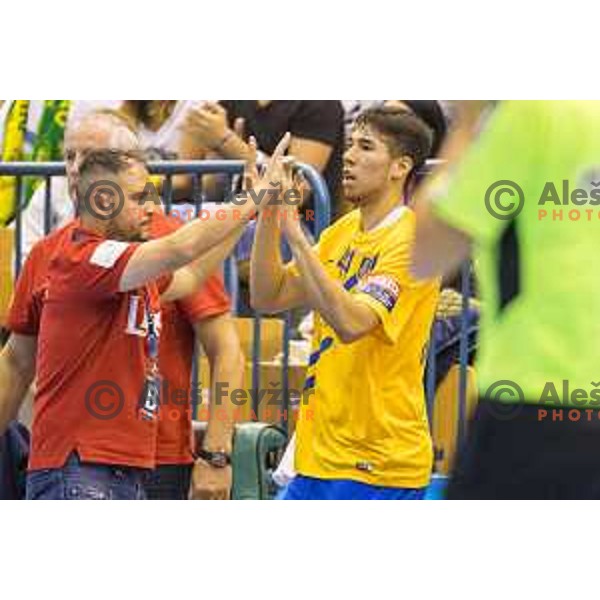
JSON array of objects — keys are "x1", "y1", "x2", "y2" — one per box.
[{"x1": 272, "y1": 433, "x2": 297, "y2": 487}]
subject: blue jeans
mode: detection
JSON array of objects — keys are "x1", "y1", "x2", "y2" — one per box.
[
  {"x1": 144, "y1": 464, "x2": 193, "y2": 500},
  {"x1": 277, "y1": 475, "x2": 426, "y2": 500},
  {"x1": 26, "y1": 452, "x2": 147, "y2": 500}
]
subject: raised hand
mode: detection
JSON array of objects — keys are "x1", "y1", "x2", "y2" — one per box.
[
  {"x1": 247, "y1": 132, "x2": 292, "y2": 211},
  {"x1": 185, "y1": 102, "x2": 230, "y2": 150},
  {"x1": 242, "y1": 135, "x2": 260, "y2": 191}
]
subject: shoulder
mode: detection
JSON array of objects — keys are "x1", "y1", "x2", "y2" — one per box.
[
  {"x1": 26, "y1": 220, "x2": 76, "y2": 269},
  {"x1": 322, "y1": 210, "x2": 360, "y2": 239}
]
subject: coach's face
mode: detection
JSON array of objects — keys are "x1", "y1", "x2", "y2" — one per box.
[
  {"x1": 343, "y1": 124, "x2": 395, "y2": 204},
  {"x1": 110, "y1": 161, "x2": 154, "y2": 242}
]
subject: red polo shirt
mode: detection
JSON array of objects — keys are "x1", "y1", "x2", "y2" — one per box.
[
  {"x1": 9, "y1": 219, "x2": 169, "y2": 470},
  {"x1": 9, "y1": 213, "x2": 231, "y2": 468}
]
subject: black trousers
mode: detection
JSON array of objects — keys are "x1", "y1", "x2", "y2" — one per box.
[
  {"x1": 447, "y1": 400, "x2": 600, "y2": 499},
  {"x1": 144, "y1": 464, "x2": 193, "y2": 500}
]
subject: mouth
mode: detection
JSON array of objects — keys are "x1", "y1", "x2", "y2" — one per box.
[{"x1": 342, "y1": 170, "x2": 356, "y2": 184}]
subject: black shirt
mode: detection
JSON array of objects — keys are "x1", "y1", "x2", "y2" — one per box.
[{"x1": 219, "y1": 101, "x2": 345, "y2": 219}]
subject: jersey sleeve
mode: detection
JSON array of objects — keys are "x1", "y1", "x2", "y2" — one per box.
[
  {"x1": 353, "y1": 218, "x2": 439, "y2": 344},
  {"x1": 66, "y1": 238, "x2": 141, "y2": 298},
  {"x1": 430, "y1": 101, "x2": 541, "y2": 244},
  {"x1": 176, "y1": 273, "x2": 231, "y2": 323}
]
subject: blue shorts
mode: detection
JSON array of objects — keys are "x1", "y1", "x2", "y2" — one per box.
[{"x1": 277, "y1": 475, "x2": 426, "y2": 500}]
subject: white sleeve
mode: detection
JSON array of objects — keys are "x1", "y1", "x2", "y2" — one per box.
[{"x1": 21, "y1": 177, "x2": 72, "y2": 260}]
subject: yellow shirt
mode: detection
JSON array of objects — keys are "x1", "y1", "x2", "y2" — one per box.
[{"x1": 295, "y1": 207, "x2": 440, "y2": 488}]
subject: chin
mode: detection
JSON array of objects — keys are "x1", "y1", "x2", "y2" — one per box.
[
  {"x1": 129, "y1": 231, "x2": 147, "y2": 242},
  {"x1": 344, "y1": 193, "x2": 366, "y2": 207}
]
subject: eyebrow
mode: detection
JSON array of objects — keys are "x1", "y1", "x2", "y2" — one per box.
[{"x1": 354, "y1": 134, "x2": 376, "y2": 144}]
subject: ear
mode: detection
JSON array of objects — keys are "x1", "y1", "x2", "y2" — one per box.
[{"x1": 390, "y1": 155, "x2": 414, "y2": 181}]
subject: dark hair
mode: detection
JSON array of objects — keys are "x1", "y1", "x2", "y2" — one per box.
[
  {"x1": 75, "y1": 149, "x2": 145, "y2": 201},
  {"x1": 354, "y1": 106, "x2": 434, "y2": 170},
  {"x1": 400, "y1": 100, "x2": 447, "y2": 157}
]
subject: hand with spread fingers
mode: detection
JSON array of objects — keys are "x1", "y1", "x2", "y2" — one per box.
[
  {"x1": 279, "y1": 160, "x2": 307, "y2": 244},
  {"x1": 244, "y1": 131, "x2": 292, "y2": 211}
]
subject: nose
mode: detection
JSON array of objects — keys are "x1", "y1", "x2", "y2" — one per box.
[
  {"x1": 144, "y1": 201, "x2": 155, "y2": 216},
  {"x1": 343, "y1": 146, "x2": 355, "y2": 166}
]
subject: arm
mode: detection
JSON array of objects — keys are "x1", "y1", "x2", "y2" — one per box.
[
  {"x1": 0, "y1": 334, "x2": 37, "y2": 435},
  {"x1": 120, "y1": 201, "x2": 256, "y2": 293},
  {"x1": 185, "y1": 103, "x2": 333, "y2": 183},
  {"x1": 249, "y1": 209, "x2": 307, "y2": 313},
  {"x1": 197, "y1": 313, "x2": 244, "y2": 452},
  {"x1": 121, "y1": 132, "x2": 292, "y2": 294},
  {"x1": 412, "y1": 199, "x2": 472, "y2": 280},
  {"x1": 190, "y1": 312, "x2": 245, "y2": 500},
  {"x1": 411, "y1": 101, "x2": 498, "y2": 280},
  {"x1": 285, "y1": 229, "x2": 378, "y2": 344},
  {"x1": 288, "y1": 136, "x2": 332, "y2": 175},
  {"x1": 160, "y1": 228, "x2": 240, "y2": 303}
]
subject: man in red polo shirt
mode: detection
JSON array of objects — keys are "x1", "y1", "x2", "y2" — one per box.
[
  {"x1": 3, "y1": 110, "x2": 246, "y2": 499},
  {"x1": 2, "y1": 135, "x2": 288, "y2": 499},
  {"x1": 7, "y1": 208, "x2": 244, "y2": 500}
]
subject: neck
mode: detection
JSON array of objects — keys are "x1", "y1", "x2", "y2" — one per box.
[
  {"x1": 80, "y1": 214, "x2": 111, "y2": 238},
  {"x1": 359, "y1": 185, "x2": 405, "y2": 232}
]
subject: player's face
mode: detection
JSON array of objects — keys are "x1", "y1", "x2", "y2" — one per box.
[
  {"x1": 110, "y1": 162, "x2": 154, "y2": 242},
  {"x1": 343, "y1": 124, "x2": 395, "y2": 204}
]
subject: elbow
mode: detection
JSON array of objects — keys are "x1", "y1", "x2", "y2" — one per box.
[
  {"x1": 336, "y1": 325, "x2": 363, "y2": 345},
  {"x1": 250, "y1": 296, "x2": 278, "y2": 314},
  {"x1": 249, "y1": 287, "x2": 281, "y2": 314}
]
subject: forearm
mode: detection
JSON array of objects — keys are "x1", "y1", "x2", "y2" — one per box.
[
  {"x1": 216, "y1": 132, "x2": 254, "y2": 162},
  {"x1": 122, "y1": 202, "x2": 255, "y2": 292},
  {"x1": 250, "y1": 213, "x2": 288, "y2": 311},
  {"x1": 288, "y1": 234, "x2": 374, "y2": 343},
  {"x1": 166, "y1": 202, "x2": 255, "y2": 267},
  {"x1": 188, "y1": 229, "x2": 240, "y2": 289},
  {"x1": 203, "y1": 331, "x2": 245, "y2": 453}
]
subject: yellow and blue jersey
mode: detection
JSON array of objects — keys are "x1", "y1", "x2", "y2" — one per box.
[{"x1": 294, "y1": 207, "x2": 440, "y2": 488}]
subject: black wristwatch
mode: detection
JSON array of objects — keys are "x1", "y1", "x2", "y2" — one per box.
[{"x1": 196, "y1": 448, "x2": 232, "y2": 468}]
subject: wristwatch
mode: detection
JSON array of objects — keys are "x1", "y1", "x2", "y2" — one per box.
[{"x1": 196, "y1": 448, "x2": 232, "y2": 469}]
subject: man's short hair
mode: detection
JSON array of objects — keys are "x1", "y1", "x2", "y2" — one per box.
[
  {"x1": 354, "y1": 106, "x2": 434, "y2": 170},
  {"x1": 75, "y1": 149, "x2": 146, "y2": 202}
]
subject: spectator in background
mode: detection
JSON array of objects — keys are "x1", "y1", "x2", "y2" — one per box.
[
  {"x1": 19, "y1": 101, "x2": 121, "y2": 259},
  {"x1": 184, "y1": 100, "x2": 345, "y2": 221}
]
